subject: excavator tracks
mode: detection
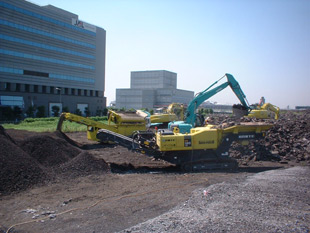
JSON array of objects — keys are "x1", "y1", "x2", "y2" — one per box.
[{"x1": 181, "y1": 159, "x2": 238, "y2": 172}]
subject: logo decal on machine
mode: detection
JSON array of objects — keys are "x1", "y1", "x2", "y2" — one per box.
[
  {"x1": 198, "y1": 140, "x2": 215, "y2": 144},
  {"x1": 238, "y1": 134, "x2": 255, "y2": 139}
]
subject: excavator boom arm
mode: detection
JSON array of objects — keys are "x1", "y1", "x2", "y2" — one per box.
[
  {"x1": 185, "y1": 73, "x2": 250, "y2": 126},
  {"x1": 226, "y1": 73, "x2": 250, "y2": 110},
  {"x1": 185, "y1": 81, "x2": 229, "y2": 126}
]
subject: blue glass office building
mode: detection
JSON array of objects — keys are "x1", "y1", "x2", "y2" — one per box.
[{"x1": 0, "y1": 0, "x2": 106, "y2": 116}]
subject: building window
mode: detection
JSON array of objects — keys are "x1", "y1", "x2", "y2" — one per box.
[
  {"x1": 16, "y1": 83, "x2": 20, "y2": 91},
  {"x1": 0, "y1": 95, "x2": 24, "y2": 107},
  {"x1": 24, "y1": 70, "x2": 49, "y2": 78},
  {"x1": 90, "y1": 90, "x2": 93, "y2": 96},
  {"x1": 0, "y1": 34, "x2": 95, "y2": 59},
  {"x1": 95, "y1": 91, "x2": 99, "y2": 97},
  {"x1": 50, "y1": 86, "x2": 54, "y2": 94},
  {"x1": 0, "y1": 49, "x2": 94, "y2": 70},
  {"x1": 72, "y1": 89, "x2": 75, "y2": 95},
  {"x1": 34, "y1": 85, "x2": 38, "y2": 93},
  {"x1": 78, "y1": 89, "x2": 81, "y2": 96},
  {"x1": 5, "y1": 82, "x2": 10, "y2": 91},
  {"x1": 84, "y1": 90, "x2": 87, "y2": 96},
  {"x1": 42, "y1": 86, "x2": 46, "y2": 93},
  {"x1": 25, "y1": 84, "x2": 30, "y2": 92},
  {"x1": 65, "y1": 88, "x2": 69, "y2": 95}
]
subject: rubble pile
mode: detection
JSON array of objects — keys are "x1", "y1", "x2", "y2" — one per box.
[
  {"x1": 229, "y1": 110, "x2": 310, "y2": 164},
  {"x1": 264, "y1": 110, "x2": 310, "y2": 162},
  {"x1": 0, "y1": 126, "x2": 109, "y2": 195}
]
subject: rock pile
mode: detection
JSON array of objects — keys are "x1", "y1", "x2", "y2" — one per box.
[
  {"x1": 263, "y1": 110, "x2": 310, "y2": 162},
  {"x1": 229, "y1": 110, "x2": 310, "y2": 164}
]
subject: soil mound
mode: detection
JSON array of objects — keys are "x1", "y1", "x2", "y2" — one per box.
[
  {"x1": 20, "y1": 135, "x2": 81, "y2": 167},
  {"x1": 0, "y1": 128, "x2": 48, "y2": 195},
  {"x1": 0, "y1": 125, "x2": 16, "y2": 144},
  {"x1": 53, "y1": 130, "x2": 83, "y2": 148},
  {"x1": 0, "y1": 128, "x2": 109, "y2": 195},
  {"x1": 57, "y1": 151, "x2": 109, "y2": 178}
]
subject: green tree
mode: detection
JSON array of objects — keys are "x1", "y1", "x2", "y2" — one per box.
[
  {"x1": 51, "y1": 105, "x2": 60, "y2": 117},
  {"x1": 102, "y1": 108, "x2": 108, "y2": 116},
  {"x1": 75, "y1": 108, "x2": 82, "y2": 116},
  {"x1": 62, "y1": 106, "x2": 69, "y2": 113},
  {"x1": 26, "y1": 105, "x2": 35, "y2": 118},
  {"x1": 84, "y1": 107, "x2": 91, "y2": 117},
  {"x1": 0, "y1": 106, "x2": 13, "y2": 121},
  {"x1": 13, "y1": 106, "x2": 23, "y2": 121},
  {"x1": 96, "y1": 109, "x2": 102, "y2": 116},
  {"x1": 36, "y1": 105, "x2": 45, "y2": 118}
]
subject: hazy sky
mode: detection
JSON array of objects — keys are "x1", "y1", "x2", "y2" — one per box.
[{"x1": 30, "y1": 0, "x2": 310, "y2": 109}]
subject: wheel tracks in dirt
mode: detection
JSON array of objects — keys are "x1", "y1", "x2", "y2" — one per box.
[{"x1": 5, "y1": 176, "x2": 209, "y2": 233}]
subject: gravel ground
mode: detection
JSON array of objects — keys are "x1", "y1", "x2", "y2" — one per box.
[{"x1": 121, "y1": 166, "x2": 310, "y2": 233}]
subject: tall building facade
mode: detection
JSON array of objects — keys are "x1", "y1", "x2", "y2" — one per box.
[
  {"x1": 116, "y1": 70, "x2": 194, "y2": 110},
  {"x1": 0, "y1": 0, "x2": 106, "y2": 116}
]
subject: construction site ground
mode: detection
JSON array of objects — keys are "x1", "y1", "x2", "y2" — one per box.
[{"x1": 1, "y1": 111, "x2": 310, "y2": 232}]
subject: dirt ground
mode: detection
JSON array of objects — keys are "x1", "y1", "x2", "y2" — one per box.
[
  {"x1": 1, "y1": 110, "x2": 310, "y2": 232},
  {"x1": 0, "y1": 129, "x2": 291, "y2": 233}
]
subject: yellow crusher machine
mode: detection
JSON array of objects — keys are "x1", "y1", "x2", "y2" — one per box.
[
  {"x1": 57, "y1": 110, "x2": 150, "y2": 141},
  {"x1": 96, "y1": 122, "x2": 273, "y2": 171}
]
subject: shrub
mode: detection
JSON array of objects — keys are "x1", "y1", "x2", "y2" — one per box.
[
  {"x1": 90, "y1": 116, "x2": 108, "y2": 121},
  {"x1": 75, "y1": 109, "x2": 82, "y2": 116},
  {"x1": 84, "y1": 107, "x2": 90, "y2": 117},
  {"x1": 62, "y1": 106, "x2": 69, "y2": 112},
  {"x1": 26, "y1": 106, "x2": 35, "y2": 118},
  {"x1": 36, "y1": 106, "x2": 45, "y2": 118}
]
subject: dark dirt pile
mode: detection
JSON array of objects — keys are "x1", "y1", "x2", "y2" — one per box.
[
  {"x1": 229, "y1": 110, "x2": 310, "y2": 164},
  {"x1": 20, "y1": 135, "x2": 81, "y2": 167},
  {"x1": 0, "y1": 126, "x2": 109, "y2": 195},
  {"x1": 57, "y1": 151, "x2": 110, "y2": 178},
  {"x1": 0, "y1": 126, "x2": 48, "y2": 195},
  {"x1": 0, "y1": 125, "x2": 15, "y2": 144}
]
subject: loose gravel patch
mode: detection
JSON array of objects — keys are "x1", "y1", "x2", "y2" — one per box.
[{"x1": 121, "y1": 166, "x2": 310, "y2": 233}]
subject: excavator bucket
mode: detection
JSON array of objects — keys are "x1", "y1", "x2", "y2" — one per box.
[{"x1": 232, "y1": 104, "x2": 249, "y2": 118}]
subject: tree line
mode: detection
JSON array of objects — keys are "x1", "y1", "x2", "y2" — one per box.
[
  {"x1": 0, "y1": 105, "x2": 109, "y2": 122},
  {"x1": 0, "y1": 105, "x2": 214, "y2": 122}
]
